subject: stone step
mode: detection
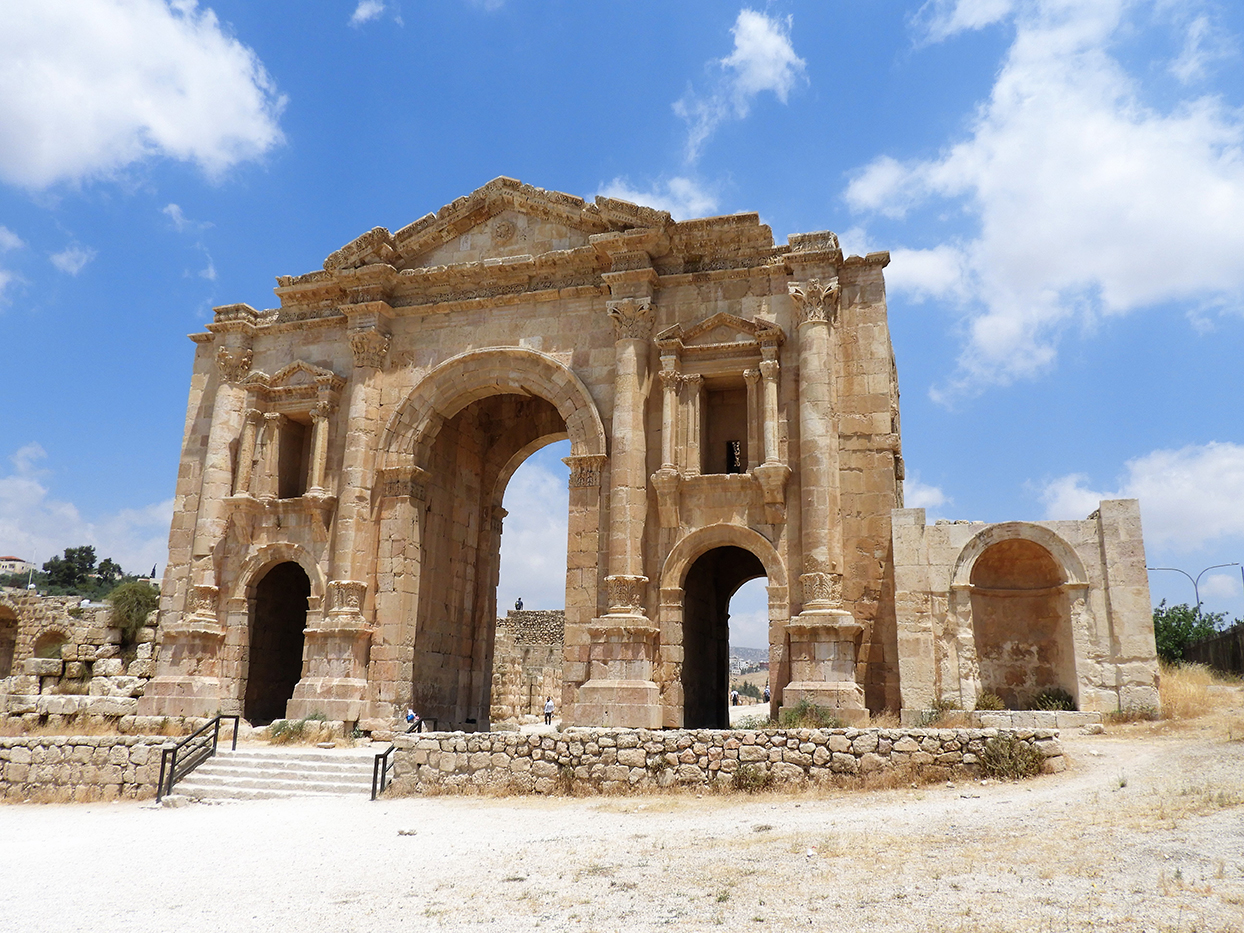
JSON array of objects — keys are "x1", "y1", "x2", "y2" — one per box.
[{"x1": 170, "y1": 748, "x2": 378, "y2": 800}]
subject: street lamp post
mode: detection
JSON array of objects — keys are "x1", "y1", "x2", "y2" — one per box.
[{"x1": 1146, "y1": 562, "x2": 1240, "y2": 614}]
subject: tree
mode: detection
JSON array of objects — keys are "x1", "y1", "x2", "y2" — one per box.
[
  {"x1": 96, "y1": 558, "x2": 123, "y2": 585},
  {"x1": 43, "y1": 545, "x2": 97, "y2": 588},
  {"x1": 1152, "y1": 600, "x2": 1225, "y2": 664}
]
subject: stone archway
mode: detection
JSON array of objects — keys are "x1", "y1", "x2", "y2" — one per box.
[
  {"x1": 244, "y1": 561, "x2": 311, "y2": 724},
  {"x1": 373, "y1": 347, "x2": 609, "y2": 730},
  {"x1": 658, "y1": 524, "x2": 789, "y2": 728},
  {"x1": 966, "y1": 538, "x2": 1078, "y2": 708}
]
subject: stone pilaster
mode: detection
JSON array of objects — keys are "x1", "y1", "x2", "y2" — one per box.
[{"x1": 783, "y1": 277, "x2": 866, "y2": 724}]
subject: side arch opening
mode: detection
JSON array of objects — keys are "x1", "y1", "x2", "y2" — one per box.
[{"x1": 244, "y1": 561, "x2": 310, "y2": 724}]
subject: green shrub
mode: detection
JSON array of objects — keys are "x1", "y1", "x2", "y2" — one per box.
[
  {"x1": 977, "y1": 735, "x2": 1044, "y2": 780},
  {"x1": 974, "y1": 692, "x2": 1005, "y2": 711},
  {"x1": 1032, "y1": 687, "x2": 1077, "y2": 711},
  {"x1": 106, "y1": 581, "x2": 158, "y2": 647},
  {"x1": 732, "y1": 763, "x2": 774, "y2": 793},
  {"x1": 778, "y1": 698, "x2": 842, "y2": 729}
]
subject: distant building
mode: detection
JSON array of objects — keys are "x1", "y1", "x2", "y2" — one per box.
[{"x1": 0, "y1": 557, "x2": 33, "y2": 577}]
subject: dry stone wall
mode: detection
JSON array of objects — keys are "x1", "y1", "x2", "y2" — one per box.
[
  {"x1": 388, "y1": 726, "x2": 1064, "y2": 795},
  {"x1": 0, "y1": 736, "x2": 164, "y2": 801},
  {"x1": 490, "y1": 610, "x2": 564, "y2": 722},
  {"x1": 0, "y1": 588, "x2": 157, "y2": 730}
]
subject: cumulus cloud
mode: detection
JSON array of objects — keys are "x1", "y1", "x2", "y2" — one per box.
[
  {"x1": 846, "y1": 0, "x2": 1244, "y2": 396},
  {"x1": 1040, "y1": 441, "x2": 1244, "y2": 552},
  {"x1": 675, "y1": 9, "x2": 806, "y2": 163},
  {"x1": 496, "y1": 443, "x2": 570, "y2": 612},
  {"x1": 1200, "y1": 571, "x2": 1241, "y2": 601},
  {"x1": 904, "y1": 474, "x2": 950, "y2": 512},
  {"x1": 49, "y1": 245, "x2": 96, "y2": 275},
  {"x1": 349, "y1": 1, "x2": 385, "y2": 27},
  {"x1": 0, "y1": 443, "x2": 172, "y2": 575},
  {"x1": 0, "y1": 0, "x2": 286, "y2": 188},
  {"x1": 596, "y1": 176, "x2": 719, "y2": 220},
  {"x1": 0, "y1": 225, "x2": 21, "y2": 302}
]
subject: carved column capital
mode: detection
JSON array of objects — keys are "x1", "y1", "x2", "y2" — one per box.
[
  {"x1": 216, "y1": 346, "x2": 253, "y2": 383},
  {"x1": 800, "y1": 571, "x2": 844, "y2": 610},
  {"x1": 310, "y1": 400, "x2": 334, "y2": 422},
  {"x1": 349, "y1": 328, "x2": 390, "y2": 370},
  {"x1": 605, "y1": 574, "x2": 649, "y2": 614},
  {"x1": 243, "y1": 407, "x2": 263, "y2": 425},
  {"x1": 759, "y1": 358, "x2": 780, "y2": 382},
  {"x1": 563, "y1": 454, "x2": 608, "y2": 488},
  {"x1": 789, "y1": 278, "x2": 840, "y2": 326},
  {"x1": 658, "y1": 368, "x2": 681, "y2": 390},
  {"x1": 743, "y1": 368, "x2": 760, "y2": 387},
  {"x1": 605, "y1": 297, "x2": 654, "y2": 341},
  {"x1": 680, "y1": 373, "x2": 704, "y2": 389}
]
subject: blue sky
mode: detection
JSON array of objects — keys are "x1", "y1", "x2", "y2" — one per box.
[{"x1": 1, "y1": 0, "x2": 1242, "y2": 649}]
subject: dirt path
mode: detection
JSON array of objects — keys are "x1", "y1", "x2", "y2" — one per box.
[{"x1": 2, "y1": 726, "x2": 1242, "y2": 932}]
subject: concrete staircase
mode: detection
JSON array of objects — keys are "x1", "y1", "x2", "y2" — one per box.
[{"x1": 172, "y1": 748, "x2": 376, "y2": 800}]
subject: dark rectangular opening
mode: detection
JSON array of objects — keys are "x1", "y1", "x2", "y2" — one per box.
[{"x1": 278, "y1": 418, "x2": 312, "y2": 499}]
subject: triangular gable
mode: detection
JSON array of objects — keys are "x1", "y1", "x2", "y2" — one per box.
[
  {"x1": 656, "y1": 313, "x2": 783, "y2": 352},
  {"x1": 322, "y1": 177, "x2": 671, "y2": 273},
  {"x1": 243, "y1": 361, "x2": 345, "y2": 402}
]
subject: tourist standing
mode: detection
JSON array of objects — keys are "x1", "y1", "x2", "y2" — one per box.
[{"x1": 543, "y1": 696, "x2": 555, "y2": 725}]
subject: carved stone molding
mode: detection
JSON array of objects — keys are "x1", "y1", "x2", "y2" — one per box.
[
  {"x1": 378, "y1": 465, "x2": 429, "y2": 501},
  {"x1": 605, "y1": 574, "x2": 649, "y2": 614},
  {"x1": 563, "y1": 454, "x2": 608, "y2": 488},
  {"x1": 327, "y1": 580, "x2": 367, "y2": 617},
  {"x1": 186, "y1": 584, "x2": 220, "y2": 625},
  {"x1": 605, "y1": 297, "x2": 654, "y2": 341},
  {"x1": 753, "y1": 460, "x2": 791, "y2": 524},
  {"x1": 349, "y1": 328, "x2": 390, "y2": 370},
  {"x1": 789, "y1": 278, "x2": 840, "y2": 326},
  {"x1": 800, "y1": 571, "x2": 844, "y2": 609},
  {"x1": 216, "y1": 346, "x2": 253, "y2": 383}
]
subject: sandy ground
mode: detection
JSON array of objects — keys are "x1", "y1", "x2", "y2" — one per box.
[{"x1": 3, "y1": 724, "x2": 1243, "y2": 932}]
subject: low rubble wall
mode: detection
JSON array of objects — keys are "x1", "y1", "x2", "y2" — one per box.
[
  {"x1": 389, "y1": 727, "x2": 1064, "y2": 796},
  {"x1": 0, "y1": 736, "x2": 164, "y2": 801}
]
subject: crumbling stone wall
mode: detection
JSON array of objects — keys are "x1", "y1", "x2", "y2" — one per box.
[
  {"x1": 388, "y1": 726, "x2": 1063, "y2": 795},
  {"x1": 0, "y1": 736, "x2": 164, "y2": 801},
  {"x1": 490, "y1": 610, "x2": 564, "y2": 722},
  {"x1": 0, "y1": 588, "x2": 157, "y2": 729}
]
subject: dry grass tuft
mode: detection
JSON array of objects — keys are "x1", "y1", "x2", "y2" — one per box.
[{"x1": 1160, "y1": 662, "x2": 1218, "y2": 720}]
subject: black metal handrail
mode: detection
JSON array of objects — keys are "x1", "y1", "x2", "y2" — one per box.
[
  {"x1": 156, "y1": 714, "x2": 240, "y2": 801},
  {"x1": 371, "y1": 718, "x2": 438, "y2": 800}
]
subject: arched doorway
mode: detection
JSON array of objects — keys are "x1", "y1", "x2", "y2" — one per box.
[
  {"x1": 413, "y1": 393, "x2": 569, "y2": 728},
  {"x1": 969, "y1": 538, "x2": 1076, "y2": 708},
  {"x1": 244, "y1": 561, "x2": 310, "y2": 724},
  {"x1": 682, "y1": 546, "x2": 767, "y2": 728},
  {"x1": 0, "y1": 606, "x2": 17, "y2": 679}
]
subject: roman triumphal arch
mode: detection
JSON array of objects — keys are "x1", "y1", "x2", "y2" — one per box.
[{"x1": 139, "y1": 177, "x2": 1159, "y2": 730}]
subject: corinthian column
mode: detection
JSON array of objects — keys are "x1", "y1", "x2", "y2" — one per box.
[
  {"x1": 784, "y1": 277, "x2": 866, "y2": 724},
  {"x1": 574, "y1": 295, "x2": 662, "y2": 729}
]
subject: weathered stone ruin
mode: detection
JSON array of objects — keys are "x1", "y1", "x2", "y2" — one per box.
[
  {"x1": 489, "y1": 609, "x2": 564, "y2": 723},
  {"x1": 127, "y1": 177, "x2": 1158, "y2": 734}
]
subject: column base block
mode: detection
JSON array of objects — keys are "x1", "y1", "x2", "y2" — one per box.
[
  {"x1": 573, "y1": 679, "x2": 663, "y2": 729},
  {"x1": 289, "y1": 677, "x2": 370, "y2": 724},
  {"x1": 781, "y1": 680, "x2": 869, "y2": 727}
]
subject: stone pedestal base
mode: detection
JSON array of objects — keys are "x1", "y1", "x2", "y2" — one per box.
[
  {"x1": 574, "y1": 679, "x2": 663, "y2": 729},
  {"x1": 288, "y1": 678, "x2": 370, "y2": 723},
  {"x1": 572, "y1": 611, "x2": 663, "y2": 728},
  {"x1": 783, "y1": 607, "x2": 868, "y2": 724},
  {"x1": 781, "y1": 681, "x2": 869, "y2": 726}
]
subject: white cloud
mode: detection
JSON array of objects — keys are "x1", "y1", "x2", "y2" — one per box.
[
  {"x1": 49, "y1": 245, "x2": 96, "y2": 275},
  {"x1": 198, "y1": 246, "x2": 217, "y2": 281},
  {"x1": 496, "y1": 444, "x2": 570, "y2": 612},
  {"x1": 904, "y1": 474, "x2": 950, "y2": 511},
  {"x1": 0, "y1": 226, "x2": 23, "y2": 252},
  {"x1": 0, "y1": 443, "x2": 172, "y2": 575},
  {"x1": 728, "y1": 578, "x2": 769, "y2": 650},
  {"x1": 675, "y1": 9, "x2": 806, "y2": 163},
  {"x1": 916, "y1": 0, "x2": 1017, "y2": 42},
  {"x1": 597, "y1": 176, "x2": 719, "y2": 220},
  {"x1": 162, "y1": 203, "x2": 189, "y2": 231},
  {"x1": 349, "y1": 1, "x2": 385, "y2": 27},
  {"x1": 1200, "y1": 571, "x2": 1241, "y2": 601},
  {"x1": 0, "y1": 0, "x2": 285, "y2": 188},
  {"x1": 846, "y1": 0, "x2": 1244, "y2": 396},
  {"x1": 1040, "y1": 441, "x2": 1244, "y2": 552}
]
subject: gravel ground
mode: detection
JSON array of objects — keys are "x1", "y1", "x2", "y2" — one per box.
[{"x1": 3, "y1": 725, "x2": 1243, "y2": 932}]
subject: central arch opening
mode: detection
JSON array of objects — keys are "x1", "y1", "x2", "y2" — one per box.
[
  {"x1": 413, "y1": 393, "x2": 569, "y2": 728},
  {"x1": 244, "y1": 561, "x2": 309, "y2": 725},
  {"x1": 682, "y1": 545, "x2": 766, "y2": 728}
]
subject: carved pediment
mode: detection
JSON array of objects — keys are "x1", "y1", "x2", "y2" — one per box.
[
  {"x1": 243, "y1": 360, "x2": 345, "y2": 406},
  {"x1": 656, "y1": 313, "x2": 783, "y2": 356},
  {"x1": 321, "y1": 177, "x2": 672, "y2": 274}
]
